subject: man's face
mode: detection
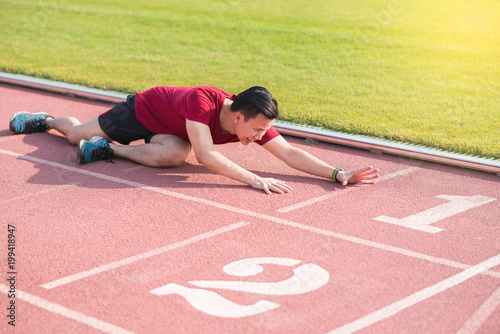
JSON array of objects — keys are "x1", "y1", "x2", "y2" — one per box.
[{"x1": 235, "y1": 113, "x2": 275, "y2": 145}]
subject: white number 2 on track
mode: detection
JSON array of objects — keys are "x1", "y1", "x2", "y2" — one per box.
[{"x1": 150, "y1": 257, "x2": 329, "y2": 318}]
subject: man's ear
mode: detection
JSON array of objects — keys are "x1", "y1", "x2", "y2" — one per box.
[{"x1": 234, "y1": 112, "x2": 243, "y2": 124}]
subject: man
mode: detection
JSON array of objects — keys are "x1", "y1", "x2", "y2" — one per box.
[{"x1": 9, "y1": 85, "x2": 378, "y2": 194}]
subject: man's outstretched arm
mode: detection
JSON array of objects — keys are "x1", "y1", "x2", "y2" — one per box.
[
  {"x1": 263, "y1": 135, "x2": 379, "y2": 185},
  {"x1": 186, "y1": 120, "x2": 292, "y2": 194}
]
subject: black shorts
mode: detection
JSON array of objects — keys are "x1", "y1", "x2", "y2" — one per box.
[{"x1": 98, "y1": 94, "x2": 156, "y2": 145}]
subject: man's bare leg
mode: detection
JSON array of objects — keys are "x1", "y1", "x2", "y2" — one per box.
[
  {"x1": 109, "y1": 134, "x2": 190, "y2": 167},
  {"x1": 47, "y1": 117, "x2": 190, "y2": 167},
  {"x1": 47, "y1": 117, "x2": 111, "y2": 145}
]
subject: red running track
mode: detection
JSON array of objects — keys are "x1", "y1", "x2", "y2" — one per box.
[{"x1": 1, "y1": 83, "x2": 499, "y2": 334}]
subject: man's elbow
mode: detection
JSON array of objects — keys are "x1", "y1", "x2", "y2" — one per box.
[{"x1": 194, "y1": 149, "x2": 212, "y2": 166}]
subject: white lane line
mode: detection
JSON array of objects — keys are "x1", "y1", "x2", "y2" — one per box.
[
  {"x1": 277, "y1": 167, "x2": 419, "y2": 213},
  {"x1": 272, "y1": 221, "x2": 500, "y2": 280},
  {"x1": 0, "y1": 284, "x2": 134, "y2": 334},
  {"x1": 2, "y1": 149, "x2": 499, "y2": 282},
  {"x1": 456, "y1": 284, "x2": 500, "y2": 334},
  {"x1": 0, "y1": 182, "x2": 79, "y2": 204},
  {"x1": 42, "y1": 222, "x2": 250, "y2": 289},
  {"x1": 328, "y1": 253, "x2": 500, "y2": 334}
]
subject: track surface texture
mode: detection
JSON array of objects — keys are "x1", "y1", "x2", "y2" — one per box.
[{"x1": 1, "y1": 83, "x2": 499, "y2": 334}]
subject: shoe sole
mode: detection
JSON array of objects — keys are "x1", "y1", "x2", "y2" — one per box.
[{"x1": 76, "y1": 139, "x2": 87, "y2": 163}]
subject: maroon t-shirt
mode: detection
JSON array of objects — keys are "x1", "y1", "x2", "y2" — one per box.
[{"x1": 135, "y1": 86, "x2": 279, "y2": 145}]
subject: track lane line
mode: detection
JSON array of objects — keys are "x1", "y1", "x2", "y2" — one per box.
[
  {"x1": 2, "y1": 149, "x2": 499, "y2": 283},
  {"x1": 42, "y1": 222, "x2": 250, "y2": 289},
  {"x1": 456, "y1": 284, "x2": 500, "y2": 334},
  {"x1": 277, "y1": 167, "x2": 419, "y2": 213},
  {"x1": 0, "y1": 284, "x2": 134, "y2": 334},
  {"x1": 327, "y1": 253, "x2": 500, "y2": 334}
]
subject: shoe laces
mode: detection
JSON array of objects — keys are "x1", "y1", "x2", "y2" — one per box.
[
  {"x1": 25, "y1": 117, "x2": 48, "y2": 134},
  {"x1": 90, "y1": 146, "x2": 115, "y2": 163}
]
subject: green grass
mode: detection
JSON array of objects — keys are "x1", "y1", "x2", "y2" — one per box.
[{"x1": 1, "y1": 0, "x2": 499, "y2": 158}]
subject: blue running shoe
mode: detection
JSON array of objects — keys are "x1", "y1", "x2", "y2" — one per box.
[
  {"x1": 9, "y1": 111, "x2": 53, "y2": 134},
  {"x1": 77, "y1": 136, "x2": 114, "y2": 164}
]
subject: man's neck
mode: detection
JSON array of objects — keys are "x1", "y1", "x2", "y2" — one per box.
[{"x1": 220, "y1": 98, "x2": 234, "y2": 134}]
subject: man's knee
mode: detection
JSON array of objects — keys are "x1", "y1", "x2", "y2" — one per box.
[
  {"x1": 155, "y1": 150, "x2": 187, "y2": 167},
  {"x1": 66, "y1": 126, "x2": 84, "y2": 145},
  {"x1": 66, "y1": 118, "x2": 107, "y2": 145}
]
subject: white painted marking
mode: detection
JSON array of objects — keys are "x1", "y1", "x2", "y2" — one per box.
[
  {"x1": 151, "y1": 283, "x2": 280, "y2": 318},
  {"x1": 0, "y1": 183, "x2": 79, "y2": 204},
  {"x1": 456, "y1": 285, "x2": 500, "y2": 334},
  {"x1": 190, "y1": 258, "x2": 330, "y2": 295},
  {"x1": 0, "y1": 284, "x2": 134, "y2": 334},
  {"x1": 223, "y1": 257, "x2": 301, "y2": 276},
  {"x1": 1, "y1": 150, "x2": 498, "y2": 281},
  {"x1": 327, "y1": 253, "x2": 500, "y2": 334},
  {"x1": 277, "y1": 167, "x2": 419, "y2": 213},
  {"x1": 190, "y1": 263, "x2": 329, "y2": 295},
  {"x1": 41, "y1": 222, "x2": 249, "y2": 289},
  {"x1": 151, "y1": 257, "x2": 329, "y2": 318},
  {"x1": 374, "y1": 195, "x2": 497, "y2": 233}
]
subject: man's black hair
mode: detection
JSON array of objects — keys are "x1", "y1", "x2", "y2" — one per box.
[{"x1": 230, "y1": 86, "x2": 279, "y2": 121}]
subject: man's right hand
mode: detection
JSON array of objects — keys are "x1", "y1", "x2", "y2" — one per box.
[{"x1": 251, "y1": 177, "x2": 293, "y2": 195}]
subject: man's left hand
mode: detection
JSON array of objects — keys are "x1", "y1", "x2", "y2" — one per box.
[{"x1": 336, "y1": 167, "x2": 379, "y2": 185}]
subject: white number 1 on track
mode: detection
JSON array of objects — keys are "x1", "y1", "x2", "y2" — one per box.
[
  {"x1": 150, "y1": 257, "x2": 329, "y2": 318},
  {"x1": 374, "y1": 195, "x2": 496, "y2": 233}
]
